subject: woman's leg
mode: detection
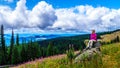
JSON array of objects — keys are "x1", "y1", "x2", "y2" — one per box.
[
  {"x1": 86, "y1": 40, "x2": 93, "y2": 49},
  {"x1": 88, "y1": 40, "x2": 93, "y2": 49},
  {"x1": 89, "y1": 40, "x2": 97, "y2": 48}
]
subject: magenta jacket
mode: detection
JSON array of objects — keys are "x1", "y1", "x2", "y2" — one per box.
[{"x1": 90, "y1": 33, "x2": 97, "y2": 40}]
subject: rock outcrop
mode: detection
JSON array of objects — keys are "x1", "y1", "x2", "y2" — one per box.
[{"x1": 74, "y1": 41, "x2": 101, "y2": 63}]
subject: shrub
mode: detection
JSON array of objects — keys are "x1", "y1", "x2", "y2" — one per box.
[{"x1": 66, "y1": 44, "x2": 75, "y2": 64}]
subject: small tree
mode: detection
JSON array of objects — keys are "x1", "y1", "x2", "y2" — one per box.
[
  {"x1": 66, "y1": 44, "x2": 75, "y2": 64},
  {"x1": 116, "y1": 36, "x2": 119, "y2": 42},
  {"x1": 112, "y1": 36, "x2": 120, "y2": 43},
  {"x1": 16, "y1": 34, "x2": 19, "y2": 46}
]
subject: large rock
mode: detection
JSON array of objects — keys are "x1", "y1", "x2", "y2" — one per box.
[{"x1": 74, "y1": 41, "x2": 101, "y2": 63}]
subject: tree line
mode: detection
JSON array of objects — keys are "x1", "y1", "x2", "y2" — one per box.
[
  {"x1": 0, "y1": 25, "x2": 86, "y2": 65},
  {"x1": 1, "y1": 24, "x2": 119, "y2": 65},
  {"x1": 0, "y1": 25, "x2": 41, "y2": 65}
]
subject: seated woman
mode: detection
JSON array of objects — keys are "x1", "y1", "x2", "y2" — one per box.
[{"x1": 86, "y1": 30, "x2": 97, "y2": 49}]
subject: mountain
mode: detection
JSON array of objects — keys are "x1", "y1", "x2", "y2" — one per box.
[
  {"x1": 38, "y1": 29, "x2": 120, "y2": 47},
  {"x1": 4, "y1": 33, "x2": 79, "y2": 46}
]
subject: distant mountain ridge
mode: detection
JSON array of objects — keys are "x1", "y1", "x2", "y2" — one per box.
[
  {"x1": 4, "y1": 33, "x2": 79, "y2": 46},
  {"x1": 5, "y1": 29, "x2": 120, "y2": 46},
  {"x1": 38, "y1": 29, "x2": 120, "y2": 48}
]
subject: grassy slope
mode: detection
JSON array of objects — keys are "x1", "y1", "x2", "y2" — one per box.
[
  {"x1": 13, "y1": 42, "x2": 120, "y2": 68},
  {"x1": 101, "y1": 43, "x2": 120, "y2": 68},
  {"x1": 101, "y1": 30, "x2": 120, "y2": 43}
]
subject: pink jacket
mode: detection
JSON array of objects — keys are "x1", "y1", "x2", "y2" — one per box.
[{"x1": 90, "y1": 33, "x2": 97, "y2": 40}]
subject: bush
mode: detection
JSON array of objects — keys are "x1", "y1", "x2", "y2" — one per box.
[{"x1": 66, "y1": 44, "x2": 75, "y2": 64}]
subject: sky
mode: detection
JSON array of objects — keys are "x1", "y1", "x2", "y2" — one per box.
[{"x1": 0, "y1": 0, "x2": 120, "y2": 34}]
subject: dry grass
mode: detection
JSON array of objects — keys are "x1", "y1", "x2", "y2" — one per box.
[{"x1": 101, "y1": 31, "x2": 120, "y2": 43}]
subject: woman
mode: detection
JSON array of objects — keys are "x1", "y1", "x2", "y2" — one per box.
[{"x1": 86, "y1": 30, "x2": 97, "y2": 49}]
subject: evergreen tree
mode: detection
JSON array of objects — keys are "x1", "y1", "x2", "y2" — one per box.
[
  {"x1": 47, "y1": 42, "x2": 54, "y2": 56},
  {"x1": 21, "y1": 45, "x2": 27, "y2": 62},
  {"x1": 79, "y1": 45, "x2": 83, "y2": 51},
  {"x1": 26, "y1": 39, "x2": 41, "y2": 60},
  {"x1": 112, "y1": 36, "x2": 120, "y2": 43},
  {"x1": 26, "y1": 40, "x2": 33, "y2": 60},
  {"x1": 12, "y1": 46, "x2": 20, "y2": 64},
  {"x1": 0, "y1": 25, "x2": 2, "y2": 65},
  {"x1": 41, "y1": 47, "x2": 46, "y2": 57},
  {"x1": 9, "y1": 29, "x2": 14, "y2": 64},
  {"x1": 0, "y1": 25, "x2": 7, "y2": 65},
  {"x1": 54, "y1": 47, "x2": 59, "y2": 55},
  {"x1": 33, "y1": 42, "x2": 41, "y2": 58},
  {"x1": 16, "y1": 34, "x2": 19, "y2": 46},
  {"x1": 116, "y1": 36, "x2": 119, "y2": 42}
]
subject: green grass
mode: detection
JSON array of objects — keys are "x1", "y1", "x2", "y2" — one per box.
[
  {"x1": 101, "y1": 43, "x2": 120, "y2": 68},
  {"x1": 16, "y1": 43, "x2": 120, "y2": 68}
]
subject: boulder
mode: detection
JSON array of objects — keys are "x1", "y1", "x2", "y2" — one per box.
[{"x1": 74, "y1": 41, "x2": 101, "y2": 63}]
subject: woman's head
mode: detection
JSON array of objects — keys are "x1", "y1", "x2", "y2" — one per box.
[{"x1": 92, "y1": 30, "x2": 95, "y2": 34}]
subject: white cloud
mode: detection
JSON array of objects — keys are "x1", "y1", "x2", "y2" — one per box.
[
  {"x1": 53, "y1": 6, "x2": 120, "y2": 32},
  {"x1": 0, "y1": 0, "x2": 57, "y2": 33},
  {"x1": 0, "y1": 0, "x2": 120, "y2": 33},
  {"x1": 29, "y1": 1, "x2": 57, "y2": 28}
]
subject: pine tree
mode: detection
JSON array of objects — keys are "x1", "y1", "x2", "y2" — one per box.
[
  {"x1": 26, "y1": 39, "x2": 41, "y2": 60},
  {"x1": 0, "y1": 25, "x2": 7, "y2": 65},
  {"x1": 0, "y1": 25, "x2": 2, "y2": 65},
  {"x1": 41, "y1": 47, "x2": 46, "y2": 57},
  {"x1": 47, "y1": 42, "x2": 54, "y2": 56},
  {"x1": 54, "y1": 47, "x2": 59, "y2": 55},
  {"x1": 116, "y1": 36, "x2": 119, "y2": 42},
  {"x1": 12, "y1": 46, "x2": 20, "y2": 64},
  {"x1": 16, "y1": 34, "x2": 19, "y2": 46},
  {"x1": 33, "y1": 41, "x2": 41, "y2": 58},
  {"x1": 9, "y1": 29, "x2": 14, "y2": 64},
  {"x1": 26, "y1": 39, "x2": 33, "y2": 60},
  {"x1": 21, "y1": 45, "x2": 27, "y2": 62}
]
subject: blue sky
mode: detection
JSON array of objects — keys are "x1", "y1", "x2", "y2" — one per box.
[
  {"x1": 44, "y1": 0, "x2": 120, "y2": 9},
  {"x1": 0, "y1": 0, "x2": 120, "y2": 34},
  {"x1": 0, "y1": 0, "x2": 120, "y2": 9}
]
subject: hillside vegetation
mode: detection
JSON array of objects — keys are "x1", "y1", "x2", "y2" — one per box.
[
  {"x1": 101, "y1": 30, "x2": 120, "y2": 43},
  {"x1": 1, "y1": 23, "x2": 120, "y2": 67},
  {"x1": 1, "y1": 24, "x2": 116, "y2": 66},
  {"x1": 13, "y1": 43, "x2": 120, "y2": 68},
  {"x1": 13, "y1": 30, "x2": 120, "y2": 68}
]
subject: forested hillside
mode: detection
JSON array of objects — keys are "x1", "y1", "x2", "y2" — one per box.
[
  {"x1": 13, "y1": 29, "x2": 120, "y2": 68},
  {"x1": 0, "y1": 24, "x2": 120, "y2": 66}
]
